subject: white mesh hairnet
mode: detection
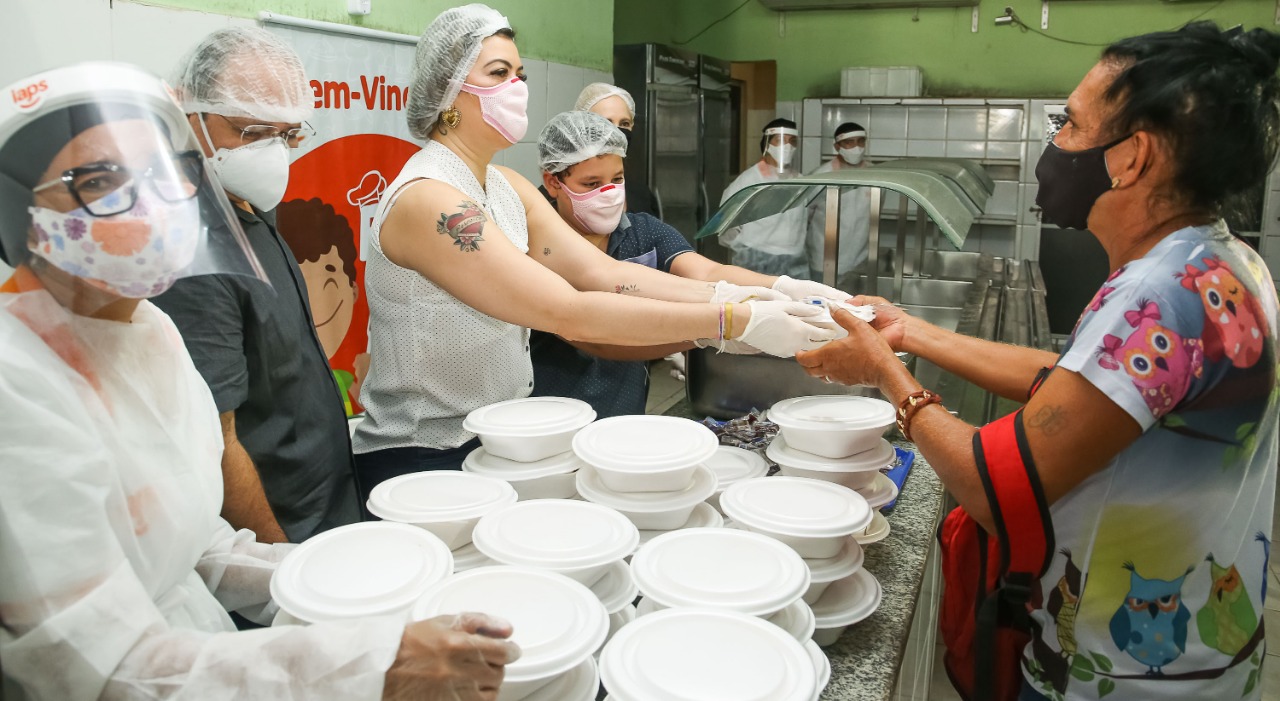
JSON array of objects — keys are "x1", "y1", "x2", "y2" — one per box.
[
  {"x1": 171, "y1": 27, "x2": 312, "y2": 124},
  {"x1": 538, "y1": 111, "x2": 628, "y2": 174},
  {"x1": 574, "y1": 83, "x2": 635, "y2": 117},
  {"x1": 406, "y1": 4, "x2": 512, "y2": 140}
]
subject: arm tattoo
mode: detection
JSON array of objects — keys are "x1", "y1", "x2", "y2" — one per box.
[
  {"x1": 1027, "y1": 403, "x2": 1067, "y2": 436},
  {"x1": 436, "y1": 200, "x2": 486, "y2": 252},
  {"x1": 543, "y1": 247, "x2": 551, "y2": 256},
  {"x1": 614, "y1": 283, "x2": 638, "y2": 294}
]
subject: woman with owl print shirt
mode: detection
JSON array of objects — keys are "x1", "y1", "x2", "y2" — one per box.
[{"x1": 795, "y1": 22, "x2": 1280, "y2": 701}]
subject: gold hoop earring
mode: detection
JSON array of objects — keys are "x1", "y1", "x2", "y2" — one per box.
[{"x1": 440, "y1": 106, "x2": 461, "y2": 132}]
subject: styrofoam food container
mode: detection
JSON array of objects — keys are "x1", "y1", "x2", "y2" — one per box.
[
  {"x1": 704, "y1": 445, "x2": 769, "y2": 513},
  {"x1": 367, "y1": 471, "x2": 517, "y2": 549},
  {"x1": 855, "y1": 472, "x2": 900, "y2": 510},
  {"x1": 590, "y1": 559, "x2": 638, "y2": 614},
  {"x1": 809, "y1": 568, "x2": 882, "y2": 647},
  {"x1": 451, "y1": 541, "x2": 496, "y2": 573},
  {"x1": 768, "y1": 396, "x2": 895, "y2": 459},
  {"x1": 765, "y1": 597, "x2": 816, "y2": 643},
  {"x1": 272, "y1": 522, "x2": 453, "y2": 624},
  {"x1": 576, "y1": 464, "x2": 718, "y2": 530},
  {"x1": 462, "y1": 447, "x2": 583, "y2": 500},
  {"x1": 636, "y1": 501, "x2": 723, "y2": 549},
  {"x1": 631, "y1": 528, "x2": 810, "y2": 618},
  {"x1": 769, "y1": 434, "x2": 895, "y2": 490},
  {"x1": 720, "y1": 476, "x2": 874, "y2": 558},
  {"x1": 520, "y1": 656, "x2": 599, "y2": 701},
  {"x1": 604, "y1": 604, "x2": 636, "y2": 649},
  {"x1": 463, "y1": 396, "x2": 596, "y2": 463},
  {"x1": 412, "y1": 566, "x2": 608, "y2": 701},
  {"x1": 804, "y1": 640, "x2": 832, "y2": 701},
  {"x1": 854, "y1": 510, "x2": 891, "y2": 545},
  {"x1": 472, "y1": 499, "x2": 639, "y2": 587},
  {"x1": 572, "y1": 415, "x2": 718, "y2": 492},
  {"x1": 600, "y1": 607, "x2": 816, "y2": 701},
  {"x1": 803, "y1": 535, "x2": 865, "y2": 604}
]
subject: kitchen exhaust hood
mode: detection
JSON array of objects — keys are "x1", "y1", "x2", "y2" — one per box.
[{"x1": 757, "y1": 0, "x2": 977, "y2": 9}]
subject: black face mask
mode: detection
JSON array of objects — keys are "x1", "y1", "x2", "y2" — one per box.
[
  {"x1": 621, "y1": 128, "x2": 634, "y2": 147},
  {"x1": 1034, "y1": 133, "x2": 1132, "y2": 230}
]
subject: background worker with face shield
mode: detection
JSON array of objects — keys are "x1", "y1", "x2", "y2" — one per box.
[
  {"x1": 806, "y1": 122, "x2": 872, "y2": 285},
  {"x1": 0, "y1": 62, "x2": 518, "y2": 701},
  {"x1": 151, "y1": 28, "x2": 363, "y2": 544},
  {"x1": 573, "y1": 82, "x2": 656, "y2": 217}
]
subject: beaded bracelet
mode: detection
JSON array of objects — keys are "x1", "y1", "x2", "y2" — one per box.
[
  {"x1": 896, "y1": 389, "x2": 943, "y2": 442},
  {"x1": 718, "y1": 304, "x2": 726, "y2": 340}
]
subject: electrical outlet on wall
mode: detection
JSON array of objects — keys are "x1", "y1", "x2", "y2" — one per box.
[{"x1": 348, "y1": 0, "x2": 371, "y2": 16}]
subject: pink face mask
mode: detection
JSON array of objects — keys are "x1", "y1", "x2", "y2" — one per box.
[
  {"x1": 458, "y1": 77, "x2": 529, "y2": 144},
  {"x1": 560, "y1": 182, "x2": 626, "y2": 235}
]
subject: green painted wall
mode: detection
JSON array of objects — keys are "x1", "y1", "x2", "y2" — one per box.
[
  {"x1": 140, "y1": 0, "x2": 614, "y2": 70},
  {"x1": 614, "y1": 0, "x2": 1275, "y2": 99}
]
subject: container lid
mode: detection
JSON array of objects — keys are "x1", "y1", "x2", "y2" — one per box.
[
  {"x1": 450, "y1": 541, "x2": 494, "y2": 572},
  {"x1": 572, "y1": 415, "x2": 718, "y2": 473},
  {"x1": 591, "y1": 560, "x2": 639, "y2": 614},
  {"x1": 272, "y1": 522, "x2": 453, "y2": 623},
  {"x1": 412, "y1": 565, "x2": 608, "y2": 683},
  {"x1": 631, "y1": 528, "x2": 810, "y2": 617},
  {"x1": 854, "y1": 510, "x2": 891, "y2": 545},
  {"x1": 706, "y1": 446, "x2": 769, "y2": 489},
  {"x1": 577, "y1": 464, "x2": 718, "y2": 513},
  {"x1": 367, "y1": 471, "x2": 517, "y2": 524},
  {"x1": 766, "y1": 435, "x2": 896, "y2": 473},
  {"x1": 636, "y1": 502, "x2": 724, "y2": 548},
  {"x1": 720, "y1": 477, "x2": 873, "y2": 538},
  {"x1": 855, "y1": 473, "x2": 900, "y2": 510},
  {"x1": 804, "y1": 640, "x2": 831, "y2": 701},
  {"x1": 765, "y1": 597, "x2": 816, "y2": 643},
  {"x1": 463, "y1": 396, "x2": 596, "y2": 437},
  {"x1": 768, "y1": 396, "x2": 895, "y2": 431},
  {"x1": 600, "y1": 608, "x2": 816, "y2": 701},
  {"x1": 804, "y1": 536, "x2": 865, "y2": 583},
  {"x1": 809, "y1": 568, "x2": 882, "y2": 628},
  {"x1": 462, "y1": 446, "x2": 585, "y2": 481},
  {"x1": 521, "y1": 657, "x2": 599, "y2": 701},
  {"x1": 472, "y1": 499, "x2": 639, "y2": 570}
]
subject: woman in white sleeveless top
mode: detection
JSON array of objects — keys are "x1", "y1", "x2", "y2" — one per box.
[{"x1": 353, "y1": 4, "x2": 843, "y2": 494}]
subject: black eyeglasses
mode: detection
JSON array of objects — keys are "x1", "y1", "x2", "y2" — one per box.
[
  {"x1": 209, "y1": 113, "x2": 316, "y2": 146},
  {"x1": 32, "y1": 150, "x2": 204, "y2": 217}
]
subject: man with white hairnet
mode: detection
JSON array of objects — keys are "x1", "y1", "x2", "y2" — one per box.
[
  {"x1": 153, "y1": 27, "x2": 363, "y2": 544},
  {"x1": 0, "y1": 61, "x2": 518, "y2": 701},
  {"x1": 573, "y1": 82, "x2": 656, "y2": 216},
  {"x1": 531, "y1": 111, "x2": 855, "y2": 417},
  {"x1": 806, "y1": 122, "x2": 873, "y2": 282}
]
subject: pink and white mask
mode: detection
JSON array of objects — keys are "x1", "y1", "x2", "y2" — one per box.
[
  {"x1": 458, "y1": 77, "x2": 529, "y2": 144},
  {"x1": 561, "y1": 182, "x2": 626, "y2": 235}
]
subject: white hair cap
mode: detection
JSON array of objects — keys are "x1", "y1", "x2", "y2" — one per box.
[
  {"x1": 574, "y1": 83, "x2": 635, "y2": 118},
  {"x1": 406, "y1": 3, "x2": 511, "y2": 140},
  {"x1": 171, "y1": 27, "x2": 313, "y2": 124},
  {"x1": 538, "y1": 111, "x2": 628, "y2": 174}
]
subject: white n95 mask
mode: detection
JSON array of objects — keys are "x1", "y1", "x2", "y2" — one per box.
[
  {"x1": 766, "y1": 143, "x2": 795, "y2": 171},
  {"x1": 839, "y1": 146, "x2": 865, "y2": 165},
  {"x1": 199, "y1": 116, "x2": 291, "y2": 212}
]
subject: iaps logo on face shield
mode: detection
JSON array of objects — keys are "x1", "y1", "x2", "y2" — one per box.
[{"x1": 11, "y1": 80, "x2": 49, "y2": 111}]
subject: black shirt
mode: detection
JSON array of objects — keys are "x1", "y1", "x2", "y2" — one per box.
[{"x1": 152, "y1": 206, "x2": 360, "y2": 542}]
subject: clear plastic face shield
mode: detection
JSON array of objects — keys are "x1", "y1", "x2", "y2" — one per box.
[
  {"x1": 0, "y1": 62, "x2": 267, "y2": 314},
  {"x1": 764, "y1": 126, "x2": 799, "y2": 175}
]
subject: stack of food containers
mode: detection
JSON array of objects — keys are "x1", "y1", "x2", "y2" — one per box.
[
  {"x1": 703, "y1": 445, "x2": 769, "y2": 515},
  {"x1": 461, "y1": 397, "x2": 597, "y2": 500},
  {"x1": 472, "y1": 499, "x2": 639, "y2": 646},
  {"x1": 720, "y1": 476, "x2": 882, "y2": 647},
  {"x1": 573, "y1": 416, "x2": 721, "y2": 539},
  {"x1": 366, "y1": 472, "x2": 518, "y2": 573},
  {"x1": 270, "y1": 522, "x2": 455, "y2": 626},
  {"x1": 413, "y1": 565, "x2": 609, "y2": 701}
]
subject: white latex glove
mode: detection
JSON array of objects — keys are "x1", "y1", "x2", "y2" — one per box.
[
  {"x1": 710, "y1": 280, "x2": 789, "y2": 303},
  {"x1": 735, "y1": 301, "x2": 843, "y2": 358},
  {"x1": 695, "y1": 338, "x2": 763, "y2": 355},
  {"x1": 664, "y1": 352, "x2": 686, "y2": 381},
  {"x1": 772, "y1": 275, "x2": 852, "y2": 303},
  {"x1": 383, "y1": 613, "x2": 521, "y2": 701}
]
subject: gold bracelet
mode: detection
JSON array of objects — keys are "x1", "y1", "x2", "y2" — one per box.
[{"x1": 726, "y1": 302, "x2": 735, "y2": 339}]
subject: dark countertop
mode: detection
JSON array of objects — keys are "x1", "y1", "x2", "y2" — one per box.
[{"x1": 662, "y1": 397, "x2": 946, "y2": 701}]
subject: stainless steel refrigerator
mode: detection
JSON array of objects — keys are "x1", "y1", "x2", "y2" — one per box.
[{"x1": 614, "y1": 44, "x2": 705, "y2": 243}]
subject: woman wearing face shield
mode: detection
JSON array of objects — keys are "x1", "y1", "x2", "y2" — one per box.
[
  {"x1": 794, "y1": 23, "x2": 1280, "y2": 700},
  {"x1": 352, "y1": 4, "x2": 842, "y2": 491},
  {"x1": 573, "y1": 82, "x2": 656, "y2": 217},
  {"x1": 0, "y1": 63, "x2": 518, "y2": 701}
]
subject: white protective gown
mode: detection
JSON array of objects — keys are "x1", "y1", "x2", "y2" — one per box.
[
  {"x1": 718, "y1": 160, "x2": 808, "y2": 278},
  {"x1": 0, "y1": 283, "x2": 403, "y2": 701},
  {"x1": 807, "y1": 157, "x2": 872, "y2": 276}
]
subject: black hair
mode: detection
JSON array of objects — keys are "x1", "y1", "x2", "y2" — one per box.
[
  {"x1": 759, "y1": 118, "x2": 798, "y2": 153},
  {"x1": 834, "y1": 122, "x2": 866, "y2": 140},
  {"x1": 494, "y1": 28, "x2": 517, "y2": 40},
  {"x1": 1101, "y1": 22, "x2": 1280, "y2": 220}
]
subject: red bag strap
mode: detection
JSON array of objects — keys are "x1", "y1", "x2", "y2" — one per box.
[
  {"x1": 973, "y1": 410, "x2": 1054, "y2": 578},
  {"x1": 1028, "y1": 366, "x2": 1054, "y2": 400}
]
